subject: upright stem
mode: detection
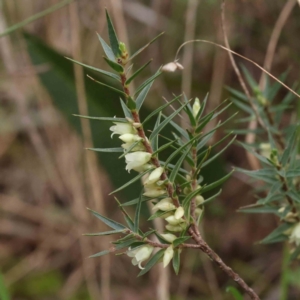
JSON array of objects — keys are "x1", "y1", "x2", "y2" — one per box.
[{"x1": 118, "y1": 65, "x2": 260, "y2": 300}]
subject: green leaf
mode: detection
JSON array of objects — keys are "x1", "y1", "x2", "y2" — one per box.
[
  {"x1": 172, "y1": 236, "x2": 190, "y2": 248},
  {"x1": 241, "y1": 65, "x2": 258, "y2": 90},
  {"x1": 0, "y1": 272, "x2": 10, "y2": 300},
  {"x1": 121, "y1": 196, "x2": 154, "y2": 207},
  {"x1": 226, "y1": 86, "x2": 248, "y2": 102},
  {"x1": 105, "y1": 9, "x2": 120, "y2": 57},
  {"x1": 114, "y1": 197, "x2": 135, "y2": 231},
  {"x1": 196, "y1": 93, "x2": 208, "y2": 120},
  {"x1": 202, "y1": 189, "x2": 222, "y2": 205},
  {"x1": 148, "y1": 209, "x2": 175, "y2": 221},
  {"x1": 138, "y1": 249, "x2": 165, "y2": 277},
  {"x1": 84, "y1": 229, "x2": 126, "y2": 236},
  {"x1": 134, "y1": 194, "x2": 143, "y2": 233},
  {"x1": 103, "y1": 57, "x2": 124, "y2": 73},
  {"x1": 73, "y1": 115, "x2": 127, "y2": 122},
  {"x1": 235, "y1": 167, "x2": 277, "y2": 184},
  {"x1": 109, "y1": 168, "x2": 153, "y2": 195},
  {"x1": 238, "y1": 206, "x2": 280, "y2": 214},
  {"x1": 115, "y1": 239, "x2": 141, "y2": 250},
  {"x1": 195, "y1": 112, "x2": 213, "y2": 134},
  {"x1": 97, "y1": 33, "x2": 115, "y2": 61},
  {"x1": 286, "y1": 169, "x2": 300, "y2": 177},
  {"x1": 290, "y1": 245, "x2": 300, "y2": 261},
  {"x1": 182, "y1": 187, "x2": 202, "y2": 208},
  {"x1": 152, "y1": 139, "x2": 179, "y2": 157},
  {"x1": 150, "y1": 112, "x2": 162, "y2": 151},
  {"x1": 281, "y1": 125, "x2": 299, "y2": 165},
  {"x1": 143, "y1": 94, "x2": 182, "y2": 124},
  {"x1": 260, "y1": 223, "x2": 292, "y2": 244},
  {"x1": 87, "y1": 208, "x2": 126, "y2": 230},
  {"x1": 120, "y1": 98, "x2": 133, "y2": 118},
  {"x1": 87, "y1": 75, "x2": 126, "y2": 96},
  {"x1": 125, "y1": 60, "x2": 152, "y2": 85},
  {"x1": 134, "y1": 69, "x2": 162, "y2": 96},
  {"x1": 65, "y1": 57, "x2": 120, "y2": 81},
  {"x1": 150, "y1": 101, "x2": 190, "y2": 142},
  {"x1": 165, "y1": 117, "x2": 189, "y2": 140},
  {"x1": 201, "y1": 135, "x2": 236, "y2": 168},
  {"x1": 201, "y1": 169, "x2": 234, "y2": 194},
  {"x1": 226, "y1": 286, "x2": 244, "y2": 300},
  {"x1": 129, "y1": 32, "x2": 164, "y2": 60},
  {"x1": 172, "y1": 249, "x2": 180, "y2": 275},
  {"x1": 87, "y1": 147, "x2": 123, "y2": 153},
  {"x1": 183, "y1": 94, "x2": 196, "y2": 126},
  {"x1": 169, "y1": 145, "x2": 193, "y2": 183},
  {"x1": 89, "y1": 249, "x2": 111, "y2": 258},
  {"x1": 165, "y1": 133, "x2": 201, "y2": 167}
]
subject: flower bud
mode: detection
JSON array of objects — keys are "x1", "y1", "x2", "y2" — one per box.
[
  {"x1": 152, "y1": 201, "x2": 176, "y2": 211},
  {"x1": 195, "y1": 195, "x2": 204, "y2": 206},
  {"x1": 166, "y1": 223, "x2": 186, "y2": 232},
  {"x1": 290, "y1": 223, "x2": 300, "y2": 246},
  {"x1": 165, "y1": 215, "x2": 184, "y2": 225},
  {"x1": 192, "y1": 97, "x2": 201, "y2": 117},
  {"x1": 174, "y1": 207, "x2": 184, "y2": 219},
  {"x1": 259, "y1": 143, "x2": 271, "y2": 158},
  {"x1": 119, "y1": 133, "x2": 142, "y2": 143},
  {"x1": 145, "y1": 167, "x2": 164, "y2": 185},
  {"x1": 163, "y1": 246, "x2": 174, "y2": 268},
  {"x1": 195, "y1": 208, "x2": 203, "y2": 217},
  {"x1": 143, "y1": 183, "x2": 166, "y2": 198},
  {"x1": 160, "y1": 233, "x2": 177, "y2": 243}
]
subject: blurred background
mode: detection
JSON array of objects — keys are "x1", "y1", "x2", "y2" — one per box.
[{"x1": 0, "y1": 0, "x2": 300, "y2": 299}]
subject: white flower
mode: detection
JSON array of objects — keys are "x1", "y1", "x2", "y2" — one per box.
[
  {"x1": 165, "y1": 215, "x2": 184, "y2": 225},
  {"x1": 162, "y1": 61, "x2": 184, "y2": 72},
  {"x1": 110, "y1": 122, "x2": 135, "y2": 137},
  {"x1": 119, "y1": 133, "x2": 142, "y2": 143},
  {"x1": 143, "y1": 183, "x2": 166, "y2": 198},
  {"x1": 144, "y1": 167, "x2": 164, "y2": 185},
  {"x1": 195, "y1": 208, "x2": 203, "y2": 218},
  {"x1": 152, "y1": 200, "x2": 176, "y2": 211},
  {"x1": 121, "y1": 142, "x2": 145, "y2": 152},
  {"x1": 290, "y1": 223, "x2": 300, "y2": 246},
  {"x1": 160, "y1": 233, "x2": 177, "y2": 243},
  {"x1": 126, "y1": 245, "x2": 154, "y2": 269},
  {"x1": 166, "y1": 223, "x2": 186, "y2": 232},
  {"x1": 163, "y1": 246, "x2": 174, "y2": 268},
  {"x1": 125, "y1": 151, "x2": 151, "y2": 172},
  {"x1": 192, "y1": 97, "x2": 201, "y2": 117},
  {"x1": 174, "y1": 207, "x2": 184, "y2": 219}
]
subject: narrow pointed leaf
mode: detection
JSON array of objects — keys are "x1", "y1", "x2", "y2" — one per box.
[
  {"x1": 118, "y1": 141, "x2": 141, "y2": 158},
  {"x1": 87, "y1": 75, "x2": 126, "y2": 96},
  {"x1": 136, "y1": 75, "x2": 157, "y2": 111},
  {"x1": 87, "y1": 208, "x2": 126, "y2": 230},
  {"x1": 138, "y1": 249, "x2": 165, "y2": 277},
  {"x1": 105, "y1": 9, "x2": 120, "y2": 57},
  {"x1": 134, "y1": 69, "x2": 162, "y2": 95},
  {"x1": 143, "y1": 95, "x2": 182, "y2": 124},
  {"x1": 196, "y1": 93, "x2": 209, "y2": 120},
  {"x1": 281, "y1": 125, "x2": 299, "y2": 165},
  {"x1": 150, "y1": 102, "x2": 190, "y2": 142},
  {"x1": 120, "y1": 98, "x2": 132, "y2": 118},
  {"x1": 260, "y1": 223, "x2": 292, "y2": 244},
  {"x1": 172, "y1": 249, "x2": 180, "y2": 275},
  {"x1": 238, "y1": 206, "x2": 279, "y2": 214},
  {"x1": 172, "y1": 236, "x2": 190, "y2": 248},
  {"x1": 202, "y1": 189, "x2": 222, "y2": 205},
  {"x1": 87, "y1": 147, "x2": 123, "y2": 153},
  {"x1": 125, "y1": 60, "x2": 152, "y2": 85},
  {"x1": 148, "y1": 209, "x2": 175, "y2": 220},
  {"x1": 152, "y1": 139, "x2": 178, "y2": 157},
  {"x1": 134, "y1": 193, "x2": 143, "y2": 233},
  {"x1": 165, "y1": 117, "x2": 189, "y2": 140},
  {"x1": 66, "y1": 57, "x2": 120, "y2": 81},
  {"x1": 226, "y1": 86, "x2": 248, "y2": 102},
  {"x1": 226, "y1": 286, "x2": 244, "y2": 300},
  {"x1": 84, "y1": 229, "x2": 126, "y2": 236},
  {"x1": 114, "y1": 197, "x2": 135, "y2": 231},
  {"x1": 89, "y1": 249, "x2": 111, "y2": 258},
  {"x1": 103, "y1": 57, "x2": 124, "y2": 73},
  {"x1": 73, "y1": 115, "x2": 126, "y2": 122},
  {"x1": 97, "y1": 33, "x2": 115, "y2": 61},
  {"x1": 121, "y1": 196, "x2": 154, "y2": 207},
  {"x1": 169, "y1": 145, "x2": 193, "y2": 183},
  {"x1": 201, "y1": 135, "x2": 236, "y2": 168},
  {"x1": 182, "y1": 187, "x2": 202, "y2": 208},
  {"x1": 201, "y1": 169, "x2": 234, "y2": 194},
  {"x1": 129, "y1": 32, "x2": 164, "y2": 60},
  {"x1": 109, "y1": 168, "x2": 153, "y2": 195}
]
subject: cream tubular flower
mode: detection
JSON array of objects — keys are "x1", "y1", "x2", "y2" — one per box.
[
  {"x1": 163, "y1": 246, "x2": 174, "y2": 268},
  {"x1": 192, "y1": 97, "x2": 201, "y2": 117},
  {"x1": 144, "y1": 167, "x2": 164, "y2": 185},
  {"x1": 152, "y1": 200, "x2": 176, "y2": 211},
  {"x1": 160, "y1": 233, "x2": 177, "y2": 243},
  {"x1": 125, "y1": 151, "x2": 151, "y2": 172},
  {"x1": 165, "y1": 215, "x2": 184, "y2": 225},
  {"x1": 143, "y1": 183, "x2": 166, "y2": 198},
  {"x1": 110, "y1": 122, "x2": 135, "y2": 137},
  {"x1": 121, "y1": 142, "x2": 145, "y2": 152},
  {"x1": 166, "y1": 223, "x2": 186, "y2": 232},
  {"x1": 126, "y1": 245, "x2": 154, "y2": 269},
  {"x1": 290, "y1": 222, "x2": 300, "y2": 246}
]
